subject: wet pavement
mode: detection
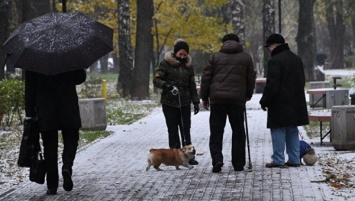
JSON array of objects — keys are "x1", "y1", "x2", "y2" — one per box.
[{"x1": 0, "y1": 94, "x2": 344, "y2": 201}]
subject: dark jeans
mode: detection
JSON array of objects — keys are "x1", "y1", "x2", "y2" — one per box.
[
  {"x1": 41, "y1": 129, "x2": 79, "y2": 190},
  {"x1": 162, "y1": 104, "x2": 192, "y2": 148},
  {"x1": 209, "y1": 103, "x2": 246, "y2": 168}
]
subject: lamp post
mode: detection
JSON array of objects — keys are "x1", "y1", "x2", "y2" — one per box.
[{"x1": 62, "y1": 0, "x2": 67, "y2": 12}]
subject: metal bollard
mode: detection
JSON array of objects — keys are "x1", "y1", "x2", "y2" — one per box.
[{"x1": 102, "y1": 80, "x2": 107, "y2": 99}]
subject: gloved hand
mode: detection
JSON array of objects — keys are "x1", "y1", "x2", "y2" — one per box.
[
  {"x1": 261, "y1": 104, "x2": 267, "y2": 111},
  {"x1": 193, "y1": 103, "x2": 200, "y2": 115},
  {"x1": 163, "y1": 83, "x2": 174, "y2": 91}
]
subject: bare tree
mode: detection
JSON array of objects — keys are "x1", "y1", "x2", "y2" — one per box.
[
  {"x1": 99, "y1": 54, "x2": 109, "y2": 73},
  {"x1": 117, "y1": 0, "x2": 133, "y2": 98},
  {"x1": 131, "y1": 0, "x2": 153, "y2": 100},
  {"x1": 0, "y1": 0, "x2": 18, "y2": 80},
  {"x1": 262, "y1": 0, "x2": 275, "y2": 77},
  {"x1": 351, "y1": 1, "x2": 355, "y2": 49},
  {"x1": 23, "y1": 0, "x2": 51, "y2": 21},
  {"x1": 230, "y1": 0, "x2": 245, "y2": 42},
  {"x1": 296, "y1": 0, "x2": 317, "y2": 81},
  {"x1": 324, "y1": 0, "x2": 346, "y2": 69}
]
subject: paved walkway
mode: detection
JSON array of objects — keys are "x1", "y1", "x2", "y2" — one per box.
[{"x1": 0, "y1": 94, "x2": 342, "y2": 201}]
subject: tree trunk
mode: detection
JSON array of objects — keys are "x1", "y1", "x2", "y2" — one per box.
[
  {"x1": 296, "y1": 0, "x2": 317, "y2": 81},
  {"x1": 262, "y1": 0, "x2": 275, "y2": 77},
  {"x1": 131, "y1": 0, "x2": 153, "y2": 100},
  {"x1": 230, "y1": 0, "x2": 245, "y2": 42},
  {"x1": 0, "y1": 0, "x2": 18, "y2": 80},
  {"x1": 324, "y1": 0, "x2": 345, "y2": 69},
  {"x1": 118, "y1": 0, "x2": 133, "y2": 98},
  {"x1": 112, "y1": 55, "x2": 119, "y2": 73},
  {"x1": 100, "y1": 54, "x2": 109, "y2": 73},
  {"x1": 351, "y1": 1, "x2": 355, "y2": 50},
  {"x1": 22, "y1": 0, "x2": 51, "y2": 21}
]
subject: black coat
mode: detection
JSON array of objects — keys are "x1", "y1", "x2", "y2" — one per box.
[
  {"x1": 259, "y1": 44, "x2": 309, "y2": 128},
  {"x1": 25, "y1": 70, "x2": 86, "y2": 131}
]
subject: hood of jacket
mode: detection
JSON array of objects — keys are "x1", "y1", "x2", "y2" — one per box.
[
  {"x1": 219, "y1": 40, "x2": 243, "y2": 54},
  {"x1": 199, "y1": 40, "x2": 256, "y2": 106},
  {"x1": 163, "y1": 51, "x2": 192, "y2": 67}
]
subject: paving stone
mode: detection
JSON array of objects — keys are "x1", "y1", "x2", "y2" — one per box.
[{"x1": 0, "y1": 94, "x2": 346, "y2": 201}]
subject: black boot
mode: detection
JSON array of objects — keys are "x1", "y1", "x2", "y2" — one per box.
[
  {"x1": 62, "y1": 169, "x2": 73, "y2": 191},
  {"x1": 46, "y1": 188, "x2": 57, "y2": 195}
]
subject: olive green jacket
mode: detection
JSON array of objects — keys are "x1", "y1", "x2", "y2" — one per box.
[{"x1": 153, "y1": 51, "x2": 200, "y2": 107}]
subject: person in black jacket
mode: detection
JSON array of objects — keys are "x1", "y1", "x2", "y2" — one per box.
[
  {"x1": 25, "y1": 69, "x2": 86, "y2": 195},
  {"x1": 260, "y1": 33, "x2": 309, "y2": 168},
  {"x1": 153, "y1": 40, "x2": 200, "y2": 165}
]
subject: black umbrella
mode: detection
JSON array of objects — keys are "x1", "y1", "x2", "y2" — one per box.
[{"x1": 2, "y1": 11, "x2": 113, "y2": 75}]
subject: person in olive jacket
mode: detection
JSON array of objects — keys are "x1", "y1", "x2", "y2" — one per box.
[
  {"x1": 260, "y1": 33, "x2": 309, "y2": 168},
  {"x1": 25, "y1": 69, "x2": 86, "y2": 195},
  {"x1": 200, "y1": 34, "x2": 256, "y2": 173},
  {"x1": 153, "y1": 40, "x2": 200, "y2": 165}
]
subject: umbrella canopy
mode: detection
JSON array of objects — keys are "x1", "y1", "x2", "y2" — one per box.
[{"x1": 2, "y1": 11, "x2": 113, "y2": 75}]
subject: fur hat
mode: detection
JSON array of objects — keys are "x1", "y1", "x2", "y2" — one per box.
[
  {"x1": 174, "y1": 41, "x2": 189, "y2": 54},
  {"x1": 303, "y1": 153, "x2": 318, "y2": 166}
]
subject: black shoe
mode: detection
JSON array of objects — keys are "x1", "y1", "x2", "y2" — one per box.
[
  {"x1": 189, "y1": 158, "x2": 199, "y2": 165},
  {"x1": 285, "y1": 162, "x2": 300, "y2": 167},
  {"x1": 62, "y1": 169, "x2": 73, "y2": 191},
  {"x1": 265, "y1": 162, "x2": 287, "y2": 168},
  {"x1": 234, "y1": 166, "x2": 244, "y2": 171},
  {"x1": 212, "y1": 162, "x2": 224, "y2": 173},
  {"x1": 46, "y1": 188, "x2": 57, "y2": 195}
]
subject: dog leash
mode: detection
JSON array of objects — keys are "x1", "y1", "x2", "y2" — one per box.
[{"x1": 171, "y1": 86, "x2": 187, "y2": 146}]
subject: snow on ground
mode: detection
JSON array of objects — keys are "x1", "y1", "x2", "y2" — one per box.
[{"x1": 317, "y1": 66, "x2": 355, "y2": 78}]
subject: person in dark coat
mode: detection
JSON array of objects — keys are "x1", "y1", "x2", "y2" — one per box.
[
  {"x1": 260, "y1": 33, "x2": 309, "y2": 168},
  {"x1": 153, "y1": 39, "x2": 200, "y2": 165},
  {"x1": 25, "y1": 69, "x2": 86, "y2": 195},
  {"x1": 200, "y1": 33, "x2": 256, "y2": 173}
]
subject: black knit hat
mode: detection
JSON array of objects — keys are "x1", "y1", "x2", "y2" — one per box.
[
  {"x1": 264, "y1": 33, "x2": 285, "y2": 47},
  {"x1": 174, "y1": 41, "x2": 189, "y2": 54},
  {"x1": 222, "y1": 33, "x2": 240, "y2": 42}
]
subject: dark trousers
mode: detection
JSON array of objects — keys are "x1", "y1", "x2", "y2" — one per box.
[
  {"x1": 209, "y1": 103, "x2": 246, "y2": 168},
  {"x1": 41, "y1": 129, "x2": 79, "y2": 190},
  {"x1": 162, "y1": 104, "x2": 192, "y2": 148}
]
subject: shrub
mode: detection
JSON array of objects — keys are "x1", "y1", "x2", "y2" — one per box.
[
  {"x1": 0, "y1": 79, "x2": 25, "y2": 127},
  {"x1": 79, "y1": 76, "x2": 103, "y2": 98}
]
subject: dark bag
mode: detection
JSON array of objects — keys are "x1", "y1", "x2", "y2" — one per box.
[
  {"x1": 18, "y1": 119, "x2": 40, "y2": 167},
  {"x1": 29, "y1": 151, "x2": 46, "y2": 184}
]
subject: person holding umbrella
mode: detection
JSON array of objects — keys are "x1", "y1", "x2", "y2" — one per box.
[
  {"x1": 25, "y1": 69, "x2": 86, "y2": 195},
  {"x1": 2, "y1": 12, "x2": 113, "y2": 195},
  {"x1": 200, "y1": 34, "x2": 256, "y2": 173},
  {"x1": 153, "y1": 39, "x2": 200, "y2": 165}
]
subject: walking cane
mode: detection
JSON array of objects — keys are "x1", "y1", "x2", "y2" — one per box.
[
  {"x1": 171, "y1": 86, "x2": 187, "y2": 146},
  {"x1": 244, "y1": 107, "x2": 252, "y2": 169}
]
